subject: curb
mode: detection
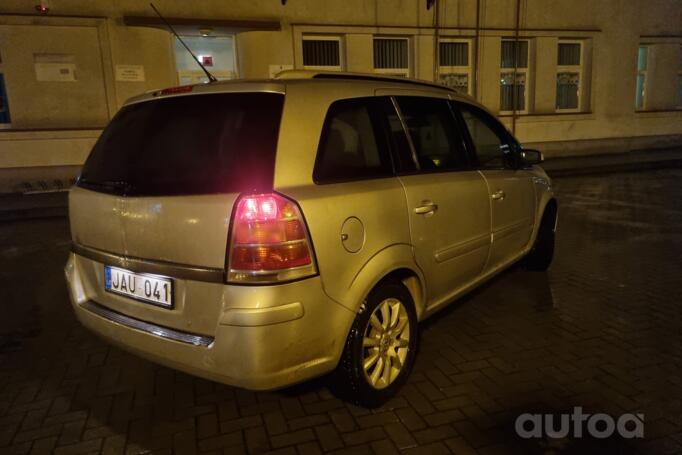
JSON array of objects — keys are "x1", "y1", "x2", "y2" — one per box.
[{"x1": 0, "y1": 192, "x2": 69, "y2": 222}]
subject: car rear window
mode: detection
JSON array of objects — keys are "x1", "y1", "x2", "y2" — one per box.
[
  {"x1": 78, "y1": 92, "x2": 284, "y2": 196},
  {"x1": 313, "y1": 97, "x2": 395, "y2": 184}
]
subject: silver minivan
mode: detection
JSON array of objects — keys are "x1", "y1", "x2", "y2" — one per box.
[{"x1": 65, "y1": 72, "x2": 557, "y2": 407}]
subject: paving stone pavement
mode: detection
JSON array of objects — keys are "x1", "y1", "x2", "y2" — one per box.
[{"x1": 0, "y1": 169, "x2": 681, "y2": 455}]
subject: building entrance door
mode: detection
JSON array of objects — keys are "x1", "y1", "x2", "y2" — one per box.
[{"x1": 174, "y1": 36, "x2": 237, "y2": 84}]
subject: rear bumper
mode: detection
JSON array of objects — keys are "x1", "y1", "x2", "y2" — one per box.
[{"x1": 65, "y1": 252, "x2": 355, "y2": 390}]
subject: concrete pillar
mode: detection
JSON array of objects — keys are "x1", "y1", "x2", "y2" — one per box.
[
  {"x1": 534, "y1": 37, "x2": 558, "y2": 113},
  {"x1": 236, "y1": 30, "x2": 293, "y2": 79},
  {"x1": 345, "y1": 34, "x2": 373, "y2": 73},
  {"x1": 478, "y1": 35, "x2": 501, "y2": 113},
  {"x1": 416, "y1": 34, "x2": 435, "y2": 81},
  {"x1": 109, "y1": 26, "x2": 176, "y2": 108}
]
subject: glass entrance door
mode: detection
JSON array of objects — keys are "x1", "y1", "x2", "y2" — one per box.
[{"x1": 174, "y1": 36, "x2": 237, "y2": 84}]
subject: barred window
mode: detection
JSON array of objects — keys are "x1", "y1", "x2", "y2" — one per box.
[
  {"x1": 500, "y1": 39, "x2": 530, "y2": 113},
  {"x1": 302, "y1": 37, "x2": 341, "y2": 69},
  {"x1": 373, "y1": 38, "x2": 409, "y2": 72},
  {"x1": 439, "y1": 73, "x2": 469, "y2": 94},
  {"x1": 556, "y1": 41, "x2": 583, "y2": 111},
  {"x1": 558, "y1": 43, "x2": 581, "y2": 65},
  {"x1": 500, "y1": 73, "x2": 526, "y2": 112},
  {"x1": 0, "y1": 74, "x2": 10, "y2": 124},
  {"x1": 501, "y1": 40, "x2": 528, "y2": 69},
  {"x1": 677, "y1": 46, "x2": 682, "y2": 109},
  {"x1": 439, "y1": 42, "x2": 468, "y2": 66},
  {"x1": 439, "y1": 39, "x2": 472, "y2": 95},
  {"x1": 635, "y1": 46, "x2": 648, "y2": 110},
  {"x1": 556, "y1": 73, "x2": 580, "y2": 110}
]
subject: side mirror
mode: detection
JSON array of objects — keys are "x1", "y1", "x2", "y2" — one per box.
[{"x1": 519, "y1": 148, "x2": 544, "y2": 166}]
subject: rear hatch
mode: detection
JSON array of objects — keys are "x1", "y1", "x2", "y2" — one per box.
[{"x1": 69, "y1": 90, "x2": 284, "y2": 331}]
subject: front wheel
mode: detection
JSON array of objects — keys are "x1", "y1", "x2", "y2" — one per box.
[{"x1": 329, "y1": 281, "x2": 418, "y2": 408}]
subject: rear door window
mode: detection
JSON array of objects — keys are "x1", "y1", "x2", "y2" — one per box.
[
  {"x1": 394, "y1": 96, "x2": 469, "y2": 172},
  {"x1": 78, "y1": 92, "x2": 284, "y2": 196},
  {"x1": 313, "y1": 97, "x2": 394, "y2": 183}
]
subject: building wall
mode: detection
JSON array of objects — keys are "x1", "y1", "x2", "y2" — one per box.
[{"x1": 0, "y1": 0, "x2": 680, "y2": 191}]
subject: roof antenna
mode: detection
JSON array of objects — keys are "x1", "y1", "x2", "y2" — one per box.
[{"x1": 150, "y1": 3, "x2": 217, "y2": 83}]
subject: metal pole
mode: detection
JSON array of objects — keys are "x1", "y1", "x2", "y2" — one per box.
[
  {"x1": 473, "y1": 0, "x2": 481, "y2": 99},
  {"x1": 433, "y1": 0, "x2": 440, "y2": 82},
  {"x1": 511, "y1": 0, "x2": 521, "y2": 135}
]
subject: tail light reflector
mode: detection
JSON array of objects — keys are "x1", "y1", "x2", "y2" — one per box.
[{"x1": 227, "y1": 193, "x2": 317, "y2": 283}]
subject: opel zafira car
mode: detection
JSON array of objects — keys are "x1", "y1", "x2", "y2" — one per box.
[{"x1": 65, "y1": 71, "x2": 557, "y2": 407}]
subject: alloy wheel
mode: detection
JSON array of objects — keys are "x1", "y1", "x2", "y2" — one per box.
[{"x1": 361, "y1": 297, "x2": 411, "y2": 389}]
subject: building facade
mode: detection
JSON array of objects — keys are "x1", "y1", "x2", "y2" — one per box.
[{"x1": 0, "y1": 0, "x2": 681, "y2": 192}]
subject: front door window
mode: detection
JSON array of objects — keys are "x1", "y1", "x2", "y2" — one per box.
[{"x1": 457, "y1": 104, "x2": 515, "y2": 169}]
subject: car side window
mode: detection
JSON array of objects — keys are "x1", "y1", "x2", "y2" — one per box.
[
  {"x1": 457, "y1": 104, "x2": 516, "y2": 169},
  {"x1": 395, "y1": 96, "x2": 469, "y2": 172},
  {"x1": 313, "y1": 98, "x2": 394, "y2": 184}
]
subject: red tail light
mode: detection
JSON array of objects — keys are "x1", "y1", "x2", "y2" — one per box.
[
  {"x1": 160, "y1": 85, "x2": 193, "y2": 95},
  {"x1": 227, "y1": 193, "x2": 317, "y2": 283}
]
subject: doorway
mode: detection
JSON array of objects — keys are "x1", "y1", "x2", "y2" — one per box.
[{"x1": 174, "y1": 35, "x2": 237, "y2": 84}]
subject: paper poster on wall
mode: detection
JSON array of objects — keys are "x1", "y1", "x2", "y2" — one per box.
[
  {"x1": 34, "y1": 53, "x2": 77, "y2": 82},
  {"x1": 198, "y1": 55, "x2": 214, "y2": 67},
  {"x1": 115, "y1": 65, "x2": 146, "y2": 82},
  {"x1": 269, "y1": 64, "x2": 293, "y2": 78}
]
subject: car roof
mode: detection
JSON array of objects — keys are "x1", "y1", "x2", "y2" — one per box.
[{"x1": 124, "y1": 70, "x2": 480, "y2": 108}]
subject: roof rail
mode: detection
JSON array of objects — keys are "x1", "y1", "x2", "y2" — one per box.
[{"x1": 274, "y1": 70, "x2": 455, "y2": 93}]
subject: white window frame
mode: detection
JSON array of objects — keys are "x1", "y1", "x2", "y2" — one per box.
[
  {"x1": 438, "y1": 38, "x2": 473, "y2": 95},
  {"x1": 555, "y1": 40, "x2": 584, "y2": 113},
  {"x1": 301, "y1": 35, "x2": 344, "y2": 71},
  {"x1": 500, "y1": 39, "x2": 531, "y2": 115},
  {"x1": 635, "y1": 45, "x2": 649, "y2": 111},
  {"x1": 373, "y1": 36, "x2": 411, "y2": 77}
]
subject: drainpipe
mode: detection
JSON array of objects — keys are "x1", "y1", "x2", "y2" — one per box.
[
  {"x1": 473, "y1": 0, "x2": 480, "y2": 99},
  {"x1": 433, "y1": 0, "x2": 440, "y2": 82},
  {"x1": 511, "y1": 0, "x2": 521, "y2": 135}
]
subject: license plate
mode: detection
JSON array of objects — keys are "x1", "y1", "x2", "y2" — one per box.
[{"x1": 104, "y1": 266, "x2": 173, "y2": 308}]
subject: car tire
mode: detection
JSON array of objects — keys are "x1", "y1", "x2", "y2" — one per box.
[
  {"x1": 329, "y1": 280, "x2": 419, "y2": 408},
  {"x1": 525, "y1": 206, "x2": 556, "y2": 271}
]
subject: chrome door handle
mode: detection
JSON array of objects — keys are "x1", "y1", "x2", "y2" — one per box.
[
  {"x1": 414, "y1": 201, "x2": 438, "y2": 215},
  {"x1": 491, "y1": 190, "x2": 505, "y2": 201}
]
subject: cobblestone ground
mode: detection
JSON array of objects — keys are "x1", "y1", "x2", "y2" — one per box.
[{"x1": 1, "y1": 169, "x2": 681, "y2": 455}]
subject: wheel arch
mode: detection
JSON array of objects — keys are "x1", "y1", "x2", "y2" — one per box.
[
  {"x1": 542, "y1": 197, "x2": 558, "y2": 230},
  {"x1": 375, "y1": 268, "x2": 426, "y2": 320},
  {"x1": 340, "y1": 244, "x2": 427, "y2": 320},
  {"x1": 527, "y1": 196, "x2": 558, "y2": 251}
]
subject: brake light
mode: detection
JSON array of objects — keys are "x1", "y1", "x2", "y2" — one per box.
[
  {"x1": 160, "y1": 85, "x2": 193, "y2": 95},
  {"x1": 227, "y1": 193, "x2": 317, "y2": 283}
]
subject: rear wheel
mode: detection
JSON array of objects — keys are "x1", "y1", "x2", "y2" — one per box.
[
  {"x1": 525, "y1": 206, "x2": 556, "y2": 271},
  {"x1": 329, "y1": 281, "x2": 418, "y2": 408}
]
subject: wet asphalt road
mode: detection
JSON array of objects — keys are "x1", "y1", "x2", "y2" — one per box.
[{"x1": 0, "y1": 169, "x2": 681, "y2": 454}]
